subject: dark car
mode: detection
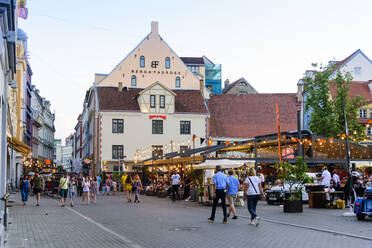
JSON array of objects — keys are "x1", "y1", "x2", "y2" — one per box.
[{"x1": 265, "y1": 186, "x2": 290, "y2": 205}]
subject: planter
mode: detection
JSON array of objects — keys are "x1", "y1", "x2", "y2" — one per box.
[{"x1": 283, "y1": 199, "x2": 303, "y2": 213}]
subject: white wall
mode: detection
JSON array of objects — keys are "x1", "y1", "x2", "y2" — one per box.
[
  {"x1": 100, "y1": 111, "x2": 207, "y2": 162},
  {"x1": 333, "y1": 52, "x2": 372, "y2": 81}
]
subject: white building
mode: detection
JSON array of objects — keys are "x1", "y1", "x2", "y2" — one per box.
[{"x1": 83, "y1": 22, "x2": 209, "y2": 173}]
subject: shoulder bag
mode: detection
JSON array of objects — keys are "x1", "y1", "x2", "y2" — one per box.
[{"x1": 248, "y1": 176, "x2": 261, "y2": 200}]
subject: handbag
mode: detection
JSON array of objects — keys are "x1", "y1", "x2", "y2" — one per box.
[{"x1": 248, "y1": 177, "x2": 261, "y2": 200}]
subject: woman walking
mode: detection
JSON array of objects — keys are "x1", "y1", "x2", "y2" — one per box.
[
  {"x1": 125, "y1": 175, "x2": 133, "y2": 202},
  {"x1": 21, "y1": 175, "x2": 30, "y2": 205},
  {"x1": 243, "y1": 168, "x2": 265, "y2": 226},
  {"x1": 133, "y1": 175, "x2": 142, "y2": 203},
  {"x1": 91, "y1": 177, "x2": 98, "y2": 204},
  {"x1": 82, "y1": 177, "x2": 91, "y2": 206},
  {"x1": 105, "y1": 176, "x2": 112, "y2": 196},
  {"x1": 68, "y1": 176, "x2": 76, "y2": 207}
]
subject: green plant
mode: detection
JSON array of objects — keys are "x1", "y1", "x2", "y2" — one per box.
[
  {"x1": 198, "y1": 187, "x2": 204, "y2": 196},
  {"x1": 188, "y1": 169, "x2": 203, "y2": 187},
  {"x1": 276, "y1": 157, "x2": 313, "y2": 201}
]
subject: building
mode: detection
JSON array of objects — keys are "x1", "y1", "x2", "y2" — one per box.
[
  {"x1": 208, "y1": 94, "x2": 300, "y2": 143},
  {"x1": 54, "y1": 139, "x2": 62, "y2": 166},
  {"x1": 180, "y1": 56, "x2": 222, "y2": 95},
  {"x1": 62, "y1": 135, "x2": 73, "y2": 171},
  {"x1": 0, "y1": 0, "x2": 17, "y2": 242},
  {"x1": 222, "y1": 78, "x2": 258, "y2": 95},
  {"x1": 71, "y1": 114, "x2": 83, "y2": 173},
  {"x1": 298, "y1": 49, "x2": 372, "y2": 144},
  {"x1": 82, "y1": 22, "x2": 209, "y2": 174}
]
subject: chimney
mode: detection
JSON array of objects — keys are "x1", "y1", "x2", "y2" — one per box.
[
  {"x1": 118, "y1": 82, "x2": 123, "y2": 92},
  {"x1": 151, "y1": 21, "x2": 159, "y2": 35},
  {"x1": 368, "y1": 80, "x2": 372, "y2": 93},
  {"x1": 224, "y1": 79, "x2": 229, "y2": 88},
  {"x1": 200, "y1": 79, "x2": 204, "y2": 96}
]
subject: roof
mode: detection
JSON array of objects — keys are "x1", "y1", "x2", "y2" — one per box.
[
  {"x1": 96, "y1": 87, "x2": 208, "y2": 114},
  {"x1": 222, "y1": 77, "x2": 258, "y2": 94},
  {"x1": 180, "y1": 57, "x2": 205, "y2": 65},
  {"x1": 208, "y1": 94, "x2": 300, "y2": 138},
  {"x1": 330, "y1": 49, "x2": 372, "y2": 76},
  {"x1": 330, "y1": 81, "x2": 372, "y2": 104}
]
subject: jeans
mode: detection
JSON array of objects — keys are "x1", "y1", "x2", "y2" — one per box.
[
  {"x1": 77, "y1": 186, "x2": 83, "y2": 197},
  {"x1": 210, "y1": 189, "x2": 227, "y2": 219},
  {"x1": 247, "y1": 195, "x2": 259, "y2": 220},
  {"x1": 172, "y1": 185, "x2": 180, "y2": 201}
]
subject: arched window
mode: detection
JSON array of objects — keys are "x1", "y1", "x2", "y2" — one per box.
[
  {"x1": 165, "y1": 57, "x2": 170, "y2": 69},
  {"x1": 140, "y1": 56, "x2": 145, "y2": 68},
  {"x1": 175, "y1": 77, "x2": 181, "y2": 88},
  {"x1": 131, "y1": 75, "x2": 137, "y2": 86}
]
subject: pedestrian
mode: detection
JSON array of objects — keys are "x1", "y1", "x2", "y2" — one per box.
[
  {"x1": 171, "y1": 171, "x2": 181, "y2": 201},
  {"x1": 227, "y1": 170, "x2": 240, "y2": 219},
  {"x1": 68, "y1": 176, "x2": 76, "y2": 207},
  {"x1": 33, "y1": 171, "x2": 44, "y2": 207},
  {"x1": 59, "y1": 173, "x2": 69, "y2": 207},
  {"x1": 133, "y1": 175, "x2": 142, "y2": 203},
  {"x1": 243, "y1": 168, "x2": 265, "y2": 226},
  {"x1": 208, "y1": 165, "x2": 229, "y2": 224},
  {"x1": 332, "y1": 169, "x2": 341, "y2": 190},
  {"x1": 105, "y1": 176, "x2": 112, "y2": 195},
  {"x1": 96, "y1": 174, "x2": 102, "y2": 195},
  {"x1": 77, "y1": 173, "x2": 83, "y2": 197},
  {"x1": 321, "y1": 166, "x2": 331, "y2": 187},
  {"x1": 82, "y1": 177, "x2": 91, "y2": 206},
  {"x1": 123, "y1": 174, "x2": 133, "y2": 203},
  {"x1": 20, "y1": 175, "x2": 30, "y2": 205},
  {"x1": 91, "y1": 177, "x2": 98, "y2": 204},
  {"x1": 183, "y1": 177, "x2": 192, "y2": 201},
  {"x1": 112, "y1": 179, "x2": 117, "y2": 195}
]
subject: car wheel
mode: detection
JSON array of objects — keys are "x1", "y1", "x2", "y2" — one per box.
[{"x1": 356, "y1": 214, "x2": 365, "y2": 221}]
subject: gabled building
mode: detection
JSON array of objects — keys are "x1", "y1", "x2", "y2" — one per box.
[{"x1": 222, "y1": 77, "x2": 258, "y2": 95}]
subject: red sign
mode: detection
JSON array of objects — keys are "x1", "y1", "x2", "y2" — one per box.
[
  {"x1": 45, "y1": 159, "x2": 51, "y2": 165},
  {"x1": 149, "y1": 115, "x2": 166, "y2": 120}
]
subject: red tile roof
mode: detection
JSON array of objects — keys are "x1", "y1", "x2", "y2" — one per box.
[
  {"x1": 96, "y1": 87, "x2": 208, "y2": 114},
  {"x1": 329, "y1": 81, "x2": 372, "y2": 104},
  {"x1": 208, "y1": 94, "x2": 300, "y2": 138}
]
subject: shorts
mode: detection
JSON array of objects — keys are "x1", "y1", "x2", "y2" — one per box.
[
  {"x1": 33, "y1": 188, "x2": 42, "y2": 194},
  {"x1": 125, "y1": 184, "x2": 132, "y2": 192},
  {"x1": 60, "y1": 189, "x2": 68, "y2": 198},
  {"x1": 227, "y1": 194, "x2": 237, "y2": 204},
  {"x1": 69, "y1": 191, "x2": 75, "y2": 198}
]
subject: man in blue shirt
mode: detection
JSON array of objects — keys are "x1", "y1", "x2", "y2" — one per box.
[
  {"x1": 96, "y1": 175, "x2": 102, "y2": 195},
  {"x1": 208, "y1": 165, "x2": 228, "y2": 224},
  {"x1": 227, "y1": 170, "x2": 240, "y2": 219}
]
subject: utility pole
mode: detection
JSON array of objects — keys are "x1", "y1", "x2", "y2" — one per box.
[{"x1": 342, "y1": 99, "x2": 353, "y2": 206}]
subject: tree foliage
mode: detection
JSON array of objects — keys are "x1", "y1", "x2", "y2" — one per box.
[{"x1": 304, "y1": 65, "x2": 365, "y2": 138}]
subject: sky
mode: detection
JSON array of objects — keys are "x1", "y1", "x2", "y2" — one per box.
[{"x1": 19, "y1": 0, "x2": 372, "y2": 140}]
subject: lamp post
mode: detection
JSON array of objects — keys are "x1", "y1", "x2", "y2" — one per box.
[{"x1": 342, "y1": 99, "x2": 353, "y2": 208}]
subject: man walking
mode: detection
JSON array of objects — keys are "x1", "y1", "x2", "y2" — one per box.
[
  {"x1": 227, "y1": 170, "x2": 239, "y2": 219},
  {"x1": 171, "y1": 171, "x2": 181, "y2": 201},
  {"x1": 59, "y1": 173, "x2": 69, "y2": 207},
  {"x1": 33, "y1": 171, "x2": 44, "y2": 206},
  {"x1": 208, "y1": 165, "x2": 228, "y2": 224},
  {"x1": 77, "y1": 173, "x2": 83, "y2": 197}
]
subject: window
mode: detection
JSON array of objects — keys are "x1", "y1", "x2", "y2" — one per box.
[
  {"x1": 238, "y1": 82, "x2": 247, "y2": 86},
  {"x1": 180, "y1": 145, "x2": 190, "y2": 157},
  {"x1": 354, "y1": 67, "x2": 361, "y2": 76},
  {"x1": 152, "y1": 120, "x2": 163, "y2": 134},
  {"x1": 112, "y1": 119, "x2": 124, "y2": 133},
  {"x1": 150, "y1": 95, "x2": 156, "y2": 108},
  {"x1": 160, "y1": 95, "x2": 165, "y2": 108},
  {"x1": 152, "y1": 145, "x2": 163, "y2": 159},
  {"x1": 188, "y1": 66, "x2": 199, "y2": 74},
  {"x1": 131, "y1": 75, "x2": 137, "y2": 86},
  {"x1": 112, "y1": 145, "x2": 123, "y2": 159},
  {"x1": 140, "y1": 56, "x2": 145, "y2": 68},
  {"x1": 180, "y1": 121, "x2": 191, "y2": 134},
  {"x1": 367, "y1": 126, "x2": 372, "y2": 135},
  {"x1": 360, "y1": 109, "x2": 367, "y2": 119},
  {"x1": 165, "y1": 57, "x2": 170, "y2": 69},
  {"x1": 175, "y1": 77, "x2": 181, "y2": 88}
]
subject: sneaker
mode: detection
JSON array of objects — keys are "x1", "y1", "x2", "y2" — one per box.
[
  {"x1": 254, "y1": 217, "x2": 260, "y2": 227},
  {"x1": 36, "y1": 203, "x2": 39, "y2": 207},
  {"x1": 227, "y1": 214, "x2": 230, "y2": 218},
  {"x1": 250, "y1": 219, "x2": 254, "y2": 225},
  {"x1": 208, "y1": 217, "x2": 214, "y2": 223},
  {"x1": 223, "y1": 218, "x2": 227, "y2": 224},
  {"x1": 232, "y1": 216, "x2": 238, "y2": 220}
]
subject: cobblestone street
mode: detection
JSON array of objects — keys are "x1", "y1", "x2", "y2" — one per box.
[{"x1": 5, "y1": 193, "x2": 372, "y2": 248}]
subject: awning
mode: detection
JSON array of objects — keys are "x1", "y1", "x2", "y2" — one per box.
[
  {"x1": 194, "y1": 159, "x2": 254, "y2": 169},
  {"x1": 7, "y1": 136, "x2": 30, "y2": 156}
]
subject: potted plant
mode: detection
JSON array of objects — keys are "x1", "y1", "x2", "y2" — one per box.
[{"x1": 276, "y1": 157, "x2": 313, "y2": 213}]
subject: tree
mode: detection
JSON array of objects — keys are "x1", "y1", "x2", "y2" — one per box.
[{"x1": 304, "y1": 65, "x2": 365, "y2": 138}]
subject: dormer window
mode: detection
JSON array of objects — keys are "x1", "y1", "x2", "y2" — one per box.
[
  {"x1": 140, "y1": 56, "x2": 145, "y2": 68},
  {"x1": 165, "y1": 57, "x2": 170, "y2": 69},
  {"x1": 175, "y1": 77, "x2": 181, "y2": 88},
  {"x1": 150, "y1": 95, "x2": 156, "y2": 108},
  {"x1": 131, "y1": 75, "x2": 137, "y2": 86}
]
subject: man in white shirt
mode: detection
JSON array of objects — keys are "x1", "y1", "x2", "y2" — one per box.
[
  {"x1": 171, "y1": 172, "x2": 181, "y2": 201},
  {"x1": 321, "y1": 167, "x2": 331, "y2": 187},
  {"x1": 332, "y1": 169, "x2": 341, "y2": 188}
]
